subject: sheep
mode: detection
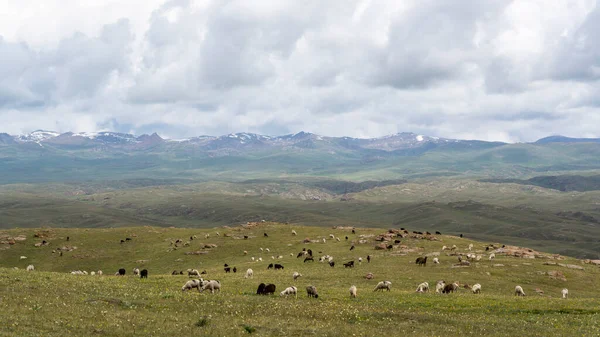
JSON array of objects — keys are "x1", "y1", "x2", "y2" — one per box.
[
  {"x1": 435, "y1": 231, "x2": 441, "y2": 235},
  {"x1": 416, "y1": 282, "x2": 429, "y2": 293},
  {"x1": 200, "y1": 280, "x2": 221, "y2": 294},
  {"x1": 451, "y1": 245, "x2": 457, "y2": 251},
  {"x1": 476, "y1": 255, "x2": 482, "y2": 261},
  {"x1": 343, "y1": 261, "x2": 354, "y2": 268},
  {"x1": 83, "y1": 271, "x2": 88, "y2": 275},
  {"x1": 260, "y1": 248, "x2": 264, "y2": 252},
  {"x1": 442, "y1": 282, "x2": 460, "y2": 294},
  {"x1": 97, "y1": 270, "x2": 103, "y2": 276},
  {"x1": 415, "y1": 256, "x2": 427, "y2": 266},
  {"x1": 328, "y1": 256, "x2": 334, "y2": 263},
  {"x1": 307, "y1": 249, "x2": 313, "y2": 257},
  {"x1": 26, "y1": 265, "x2": 34, "y2": 272},
  {"x1": 442, "y1": 245, "x2": 448, "y2": 251},
  {"x1": 243, "y1": 250, "x2": 248, "y2": 255},
  {"x1": 472, "y1": 283, "x2": 482, "y2": 294},
  {"x1": 489, "y1": 253, "x2": 495, "y2": 261},
  {"x1": 133, "y1": 268, "x2": 140, "y2": 276},
  {"x1": 293, "y1": 272, "x2": 302, "y2": 281},
  {"x1": 350, "y1": 245, "x2": 355, "y2": 251},
  {"x1": 306, "y1": 285, "x2": 318, "y2": 298},
  {"x1": 367, "y1": 255, "x2": 371, "y2": 263},
  {"x1": 268, "y1": 263, "x2": 274, "y2": 269},
  {"x1": 304, "y1": 257, "x2": 314, "y2": 263},
  {"x1": 266, "y1": 248, "x2": 270, "y2": 252},
  {"x1": 349, "y1": 285, "x2": 357, "y2": 298},
  {"x1": 233, "y1": 267, "x2": 237, "y2": 273},
  {"x1": 336, "y1": 237, "x2": 341, "y2": 242},
  {"x1": 245, "y1": 268, "x2": 254, "y2": 279},
  {"x1": 280, "y1": 286, "x2": 298, "y2": 297},
  {"x1": 139, "y1": 269, "x2": 148, "y2": 278},
  {"x1": 90, "y1": 271, "x2": 96, "y2": 276},
  {"x1": 562, "y1": 288, "x2": 569, "y2": 299},
  {"x1": 224, "y1": 267, "x2": 231, "y2": 273},
  {"x1": 373, "y1": 281, "x2": 392, "y2": 292},
  {"x1": 515, "y1": 285, "x2": 526, "y2": 296},
  {"x1": 292, "y1": 230, "x2": 297, "y2": 236},
  {"x1": 118, "y1": 268, "x2": 126, "y2": 276},
  {"x1": 274, "y1": 264, "x2": 284, "y2": 270},
  {"x1": 182, "y1": 279, "x2": 202, "y2": 292},
  {"x1": 322, "y1": 238, "x2": 326, "y2": 244},
  {"x1": 277, "y1": 255, "x2": 283, "y2": 259},
  {"x1": 364, "y1": 272, "x2": 374, "y2": 280},
  {"x1": 468, "y1": 244, "x2": 473, "y2": 251},
  {"x1": 358, "y1": 257, "x2": 363, "y2": 264},
  {"x1": 188, "y1": 269, "x2": 200, "y2": 277},
  {"x1": 257, "y1": 283, "x2": 277, "y2": 295},
  {"x1": 251, "y1": 257, "x2": 255, "y2": 261},
  {"x1": 433, "y1": 257, "x2": 440, "y2": 264},
  {"x1": 435, "y1": 281, "x2": 446, "y2": 294},
  {"x1": 264, "y1": 232, "x2": 269, "y2": 237},
  {"x1": 20, "y1": 256, "x2": 27, "y2": 260},
  {"x1": 258, "y1": 257, "x2": 263, "y2": 262},
  {"x1": 329, "y1": 261, "x2": 335, "y2": 267}
]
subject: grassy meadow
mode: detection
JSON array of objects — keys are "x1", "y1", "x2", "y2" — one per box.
[{"x1": 1, "y1": 223, "x2": 600, "y2": 336}]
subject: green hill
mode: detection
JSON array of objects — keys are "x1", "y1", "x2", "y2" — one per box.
[{"x1": 1, "y1": 223, "x2": 599, "y2": 336}]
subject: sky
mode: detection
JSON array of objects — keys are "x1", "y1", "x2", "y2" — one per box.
[{"x1": 1, "y1": 0, "x2": 599, "y2": 142}]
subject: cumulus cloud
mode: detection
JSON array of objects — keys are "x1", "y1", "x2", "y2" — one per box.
[{"x1": 0, "y1": 0, "x2": 599, "y2": 141}]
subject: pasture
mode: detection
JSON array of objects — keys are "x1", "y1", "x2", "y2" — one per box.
[{"x1": 1, "y1": 223, "x2": 599, "y2": 336}]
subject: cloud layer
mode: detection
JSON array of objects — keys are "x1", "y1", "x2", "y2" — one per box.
[{"x1": 1, "y1": 0, "x2": 599, "y2": 142}]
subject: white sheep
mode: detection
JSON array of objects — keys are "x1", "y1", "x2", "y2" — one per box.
[
  {"x1": 442, "y1": 245, "x2": 447, "y2": 251},
  {"x1": 292, "y1": 230, "x2": 297, "y2": 236},
  {"x1": 200, "y1": 280, "x2": 221, "y2": 294},
  {"x1": 182, "y1": 279, "x2": 202, "y2": 291},
  {"x1": 260, "y1": 248, "x2": 264, "y2": 252},
  {"x1": 416, "y1": 282, "x2": 430, "y2": 293},
  {"x1": 476, "y1": 255, "x2": 482, "y2": 261},
  {"x1": 472, "y1": 283, "x2": 481, "y2": 294},
  {"x1": 433, "y1": 257, "x2": 440, "y2": 264},
  {"x1": 91, "y1": 271, "x2": 96, "y2": 276},
  {"x1": 26, "y1": 265, "x2": 34, "y2": 272},
  {"x1": 20, "y1": 256, "x2": 27, "y2": 260},
  {"x1": 215, "y1": 231, "x2": 220, "y2": 236},
  {"x1": 468, "y1": 243, "x2": 473, "y2": 251},
  {"x1": 280, "y1": 286, "x2": 298, "y2": 297},
  {"x1": 187, "y1": 269, "x2": 200, "y2": 277},
  {"x1": 349, "y1": 285, "x2": 357, "y2": 298},
  {"x1": 271, "y1": 256, "x2": 275, "y2": 260},
  {"x1": 251, "y1": 257, "x2": 255, "y2": 261},
  {"x1": 451, "y1": 245, "x2": 457, "y2": 250},
  {"x1": 358, "y1": 257, "x2": 363, "y2": 264},
  {"x1": 98, "y1": 270, "x2": 103, "y2": 276},
  {"x1": 290, "y1": 253, "x2": 294, "y2": 257},
  {"x1": 266, "y1": 248, "x2": 270, "y2": 252},
  {"x1": 258, "y1": 257, "x2": 263, "y2": 262},
  {"x1": 329, "y1": 234, "x2": 335, "y2": 239},
  {"x1": 83, "y1": 271, "x2": 88, "y2": 275},
  {"x1": 133, "y1": 268, "x2": 140, "y2": 276},
  {"x1": 336, "y1": 237, "x2": 341, "y2": 242},
  {"x1": 244, "y1": 250, "x2": 248, "y2": 255},
  {"x1": 435, "y1": 280, "x2": 446, "y2": 294},
  {"x1": 328, "y1": 256, "x2": 334, "y2": 263},
  {"x1": 489, "y1": 253, "x2": 495, "y2": 261},
  {"x1": 322, "y1": 238, "x2": 326, "y2": 243},
  {"x1": 515, "y1": 285, "x2": 526, "y2": 296},
  {"x1": 562, "y1": 288, "x2": 569, "y2": 299},
  {"x1": 245, "y1": 268, "x2": 254, "y2": 279},
  {"x1": 373, "y1": 281, "x2": 392, "y2": 292},
  {"x1": 204, "y1": 234, "x2": 209, "y2": 239},
  {"x1": 293, "y1": 272, "x2": 302, "y2": 280}
]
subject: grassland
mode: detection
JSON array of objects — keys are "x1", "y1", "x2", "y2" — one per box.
[{"x1": 1, "y1": 223, "x2": 600, "y2": 336}]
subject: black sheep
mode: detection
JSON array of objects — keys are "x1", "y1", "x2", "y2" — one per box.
[
  {"x1": 118, "y1": 268, "x2": 126, "y2": 276},
  {"x1": 264, "y1": 283, "x2": 276, "y2": 295},
  {"x1": 296, "y1": 252, "x2": 305, "y2": 258},
  {"x1": 233, "y1": 267, "x2": 237, "y2": 273},
  {"x1": 415, "y1": 256, "x2": 428, "y2": 266},
  {"x1": 350, "y1": 245, "x2": 355, "y2": 251},
  {"x1": 307, "y1": 249, "x2": 313, "y2": 257},
  {"x1": 264, "y1": 233, "x2": 269, "y2": 237},
  {"x1": 172, "y1": 270, "x2": 179, "y2": 275},
  {"x1": 224, "y1": 267, "x2": 231, "y2": 273},
  {"x1": 66, "y1": 236, "x2": 70, "y2": 241},
  {"x1": 267, "y1": 263, "x2": 274, "y2": 269},
  {"x1": 257, "y1": 283, "x2": 266, "y2": 294},
  {"x1": 352, "y1": 229, "x2": 356, "y2": 234},
  {"x1": 343, "y1": 261, "x2": 354, "y2": 268},
  {"x1": 435, "y1": 231, "x2": 441, "y2": 235},
  {"x1": 140, "y1": 269, "x2": 148, "y2": 278},
  {"x1": 367, "y1": 255, "x2": 371, "y2": 263},
  {"x1": 274, "y1": 264, "x2": 284, "y2": 270},
  {"x1": 329, "y1": 261, "x2": 335, "y2": 267},
  {"x1": 244, "y1": 235, "x2": 249, "y2": 239},
  {"x1": 460, "y1": 234, "x2": 463, "y2": 238},
  {"x1": 126, "y1": 238, "x2": 132, "y2": 241}
]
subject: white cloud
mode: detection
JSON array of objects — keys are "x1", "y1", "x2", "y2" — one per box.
[{"x1": 1, "y1": 0, "x2": 599, "y2": 141}]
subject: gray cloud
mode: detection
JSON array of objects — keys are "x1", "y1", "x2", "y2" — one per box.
[{"x1": 0, "y1": 0, "x2": 599, "y2": 141}]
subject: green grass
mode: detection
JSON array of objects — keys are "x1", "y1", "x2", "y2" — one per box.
[{"x1": 1, "y1": 223, "x2": 600, "y2": 336}]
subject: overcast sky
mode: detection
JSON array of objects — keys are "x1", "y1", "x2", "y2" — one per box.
[{"x1": 1, "y1": 0, "x2": 599, "y2": 142}]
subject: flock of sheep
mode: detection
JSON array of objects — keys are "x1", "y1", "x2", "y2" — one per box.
[{"x1": 20, "y1": 227, "x2": 572, "y2": 301}]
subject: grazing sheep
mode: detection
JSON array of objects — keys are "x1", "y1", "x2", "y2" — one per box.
[
  {"x1": 268, "y1": 263, "x2": 274, "y2": 269},
  {"x1": 468, "y1": 244, "x2": 473, "y2": 251},
  {"x1": 182, "y1": 279, "x2": 202, "y2": 292},
  {"x1": 251, "y1": 257, "x2": 255, "y2": 261},
  {"x1": 322, "y1": 238, "x2": 326, "y2": 244},
  {"x1": 140, "y1": 269, "x2": 148, "y2": 278},
  {"x1": 329, "y1": 234, "x2": 335, "y2": 239},
  {"x1": 435, "y1": 281, "x2": 446, "y2": 294},
  {"x1": 26, "y1": 265, "x2": 34, "y2": 272},
  {"x1": 472, "y1": 283, "x2": 482, "y2": 294},
  {"x1": 433, "y1": 257, "x2": 440, "y2": 264},
  {"x1": 367, "y1": 255, "x2": 371, "y2": 263},
  {"x1": 245, "y1": 268, "x2": 254, "y2": 279},
  {"x1": 118, "y1": 268, "x2": 126, "y2": 276},
  {"x1": 233, "y1": 267, "x2": 237, "y2": 273},
  {"x1": 435, "y1": 231, "x2": 441, "y2": 235},
  {"x1": 244, "y1": 250, "x2": 248, "y2": 255},
  {"x1": 297, "y1": 251, "x2": 307, "y2": 258},
  {"x1": 416, "y1": 282, "x2": 430, "y2": 293},
  {"x1": 415, "y1": 256, "x2": 428, "y2": 266},
  {"x1": 329, "y1": 261, "x2": 335, "y2": 267},
  {"x1": 349, "y1": 285, "x2": 357, "y2": 298},
  {"x1": 224, "y1": 267, "x2": 231, "y2": 273},
  {"x1": 91, "y1": 271, "x2": 96, "y2": 276},
  {"x1": 306, "y1": 285, "x2": 318, "y2": 298},
  {"x1": 274, "y1": 264, "x2": 284, "y2": 270},
  {"x1": 374, "y1": 281, "x2": 392, "y2": 292},
  {"x1": 515, "y1": 285, "x2": 526, "y2": 296},
  {"x1": 343, "y1": 261, "x2": 354, "y2": 268},
  {"x1": 476, "y1": 255, "x2": 482, "y2": 261},
  {"x1": 336, "y1": 237, "x2": 341, "y2": 242},
  {"x1": 358, "y1": 257, "x2": 363, "y2": 263},
  {"x1": 200, "y1": 280, "x2": 221, "y2": 294},
  {"x1": 98, "y1": 270, "x2": 103, "y2": 276},
  {"x1": 260, "y1": 248, "x2": 264, "y2": 252},
  {"x1": 264, "y1": 233, "x2": 269, "y2": 237},
  {"x1": 259, "y1": 282, "x2": 275, "y2": 295},
  {"x1": 442, "y1": 282, "x2": 460, "y2": 294},
  {"x1": 133, "y1": 268, "x2": 140, "y2": 276},
  {"x1": 292, "y1": 230, "x2": 297, "y2": 236},
  {"x1": 258, "y1": 257, "x2": 263, "y2": 262},
  {"x1": 350, "y1": 245, "x2": 355, "y2": 251},
  {"x1": 266, "y1": 248, "x2": 270, "y2": 252},
  {"x1": 277, "y1": 255, "x2": 283, "y2": 259},
  {"x1": 188, "y1": 269, "x2": 200, "y2": 277},
  {"x1": 280, "y1": 286, "x2": 298, "y2": 297},
  {"x1": 442, "y1": 245, "x2": 448, "y2": 250},
  {"x1": 365, "y1": 272, "x2": 374, "y2": 280},
  {"x1": 562, "y1": 288, "x2": 569, "y2": 299},
  {"x1": 451, "y1": 245, "x2": 457, "y2": 251},
  {"x1": 20, "y1": 256, "x2": 27, "y2": 260},
  {"x1": 489, "y1": 253, "x2": 495, "y2": 261},
  {"x1": 307, "y1": 249, "x2": 313, "y2": 256}
]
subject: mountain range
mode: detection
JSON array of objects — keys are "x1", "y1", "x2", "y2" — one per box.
[{"x1": 1, "y1": 130, "x2": 600, "y2": 184}]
